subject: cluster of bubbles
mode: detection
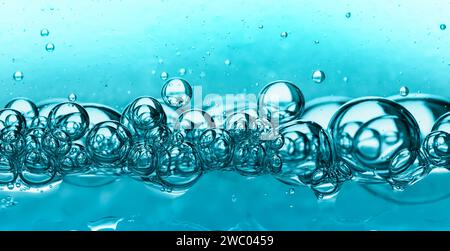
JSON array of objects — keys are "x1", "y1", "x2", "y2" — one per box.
[{"x1": 2, "y1": 76, "x2": 450, "y2": 200}]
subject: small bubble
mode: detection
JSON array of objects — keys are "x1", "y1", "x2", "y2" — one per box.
[
  {"x1": 179, "y1": 68, "x2": 186, "y2": 76},
  {"x1": 160, "y1": 71, "x2": 169, "y2": 80},
  {"x1": 345, "y1": 12, "x2": 352, "y2": 18},
  {"x1": 399, "y1": 86, "x2": 409, "y2": 97},
  {"x1": 40, "y1": 28, "x2": 49, "y2": 36},
  {"x1": 68, "y1": 93, "x2": 77, "y2": 102},
  {"x1": 288, "y1": 187, "x2": 295, "y2": 195},
  {"x1": 231, "y1": 194, "x2": 237, "y2": 203},
  {"x1": 280, "y1": 31, "x2": 288, "y2": 38},
  {"x1": 314, "y1": 40, "x2": 320, "y2": 44},
  {"x1": 151, "y1": 70, "x2": 156, "y2": 75},
  {"x1": 343, "y1": 76, "x2": 349, "y2": 83},
  {"x1": 7, "y1": 183, "x2": 14, "y2": 190},
  {"x1": 158, "y1": 58, "x2": 164, "y2": 64},
  {"x1": 224, "y1": 59, "x2": 231, "y2": 66},
  {"x1": 45, "y1": 43, "x2": 55, "y2": 52},
  {"x1": 258, "y1": 24, "x2": 264, "y2": 29},
  {"x1": 312, "y1": 70, "x2": 326, "y2": 83},
  {"x1": 289, "y1": 204, "x2": 294, "y2": 208},
  {"x1": 440, "y1": 24, "x2": 447, "y2": 30},
  {"x1": 13, "y1": 71, "x2": 24, "y2": 81},
  {"x1": 199, "y1": 71, "x2": 206, "y2": 78}
]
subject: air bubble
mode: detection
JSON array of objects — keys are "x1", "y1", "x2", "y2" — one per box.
[
  {"x1": 4, "y1": 98, "x2": 39, "y2": 125},
  {"x1": 40, "y1": 28, "x2": 49, "y2": 36},
  {"x1": 257, "y1": 80, "x2": 305, "y2": 124},
  {"x1": 121, "y1": 97, "x2": 167, "y2": 136},
  {"x1": 13, "y1": 71, "x2": 24, "y2": 81},
  {"x1": 160, "y1": 72, "x2": 169, "y2": 81},
  {"x1": 161, "y1": 78, "x2": 192, "y2": 109},
  {"x1": 68, "y1": 93, "x2": 77, "y2": 102},
  {"x1": 312, "y1": 70, "x2": 326, "y2": 83},
  {"x1": 156, "y1": 142, "x2": 202, "y2": 189},
  {"x1": 197, "y1": 129, "x2": 234, "y2": 170},
  {"x1": 45, "y1": 43, "x2": 55, "y2": 52},
  {"x1": 328, "y1": 97, "x2": 421, "y2": 185},
  {"x1": 48, "y1": 102, "x2": 90, "y2": 141},
  {"x1": 85, "y1": 121, "x2": 132, "y2": 168},
  {"x1": 280, "y1": 31, "x2": 288, "y2": 38},
  {"x1": 399, "y1": 86, "x2": 409, "y2": 97}
]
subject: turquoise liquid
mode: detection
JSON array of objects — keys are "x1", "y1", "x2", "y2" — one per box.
[{"x1": 0, "y1": 0, "x2": 450, "y2": 230}]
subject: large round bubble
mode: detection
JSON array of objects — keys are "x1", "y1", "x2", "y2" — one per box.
[
  {"x1": 48, "y1": 102, "x2": 90, "y2": 141},
  {"x1": 85, "y1": 121, "x2": 132, "y2": 167},
  {"x1": 276, "y1": 120, "x2": 335, "y2": 186},
  {"x1": 4, "y1": 98, "x2": 39, "y2": 126},
  {"x1": 197, "y1": 129, "x2": 234, "y2": 170},
  {"x1": 120, "y1": 97, "x2": 167, "y2": 136},
  {"x1": 328, "y1": 97, "x2": 423, "y2": 187},
  {"x1": 175, "y1": 109, "x2": 215, "y2": 142},
  {"x1": 156, "y1": 142, "x2": 203, "y2": 189},
  {"x1": 257, "y1": 80, "x2": 305, "y2": 124},
  {"x1": 161, "y1": 77, "x2": 193, "y2": 108}
]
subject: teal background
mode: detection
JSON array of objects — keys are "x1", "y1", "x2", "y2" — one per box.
[{"x1": 0, "y1": 0, "x2": 450, "y2": 230}]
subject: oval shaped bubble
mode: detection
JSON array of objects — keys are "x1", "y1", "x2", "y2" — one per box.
[
  {"x1": 328, "y1": 97, "x2": 421, "y2": 185},
  {"x1": 423, "y1": 131, "x2": 450, "y2": 168},
  {"x1": 257, "y1": 80, "x2": 305, "y2": 124}
]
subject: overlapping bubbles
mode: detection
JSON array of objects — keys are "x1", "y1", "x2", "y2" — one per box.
[{"x1": 1, "y1": 77, "x2": 449, "y2": 199}]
